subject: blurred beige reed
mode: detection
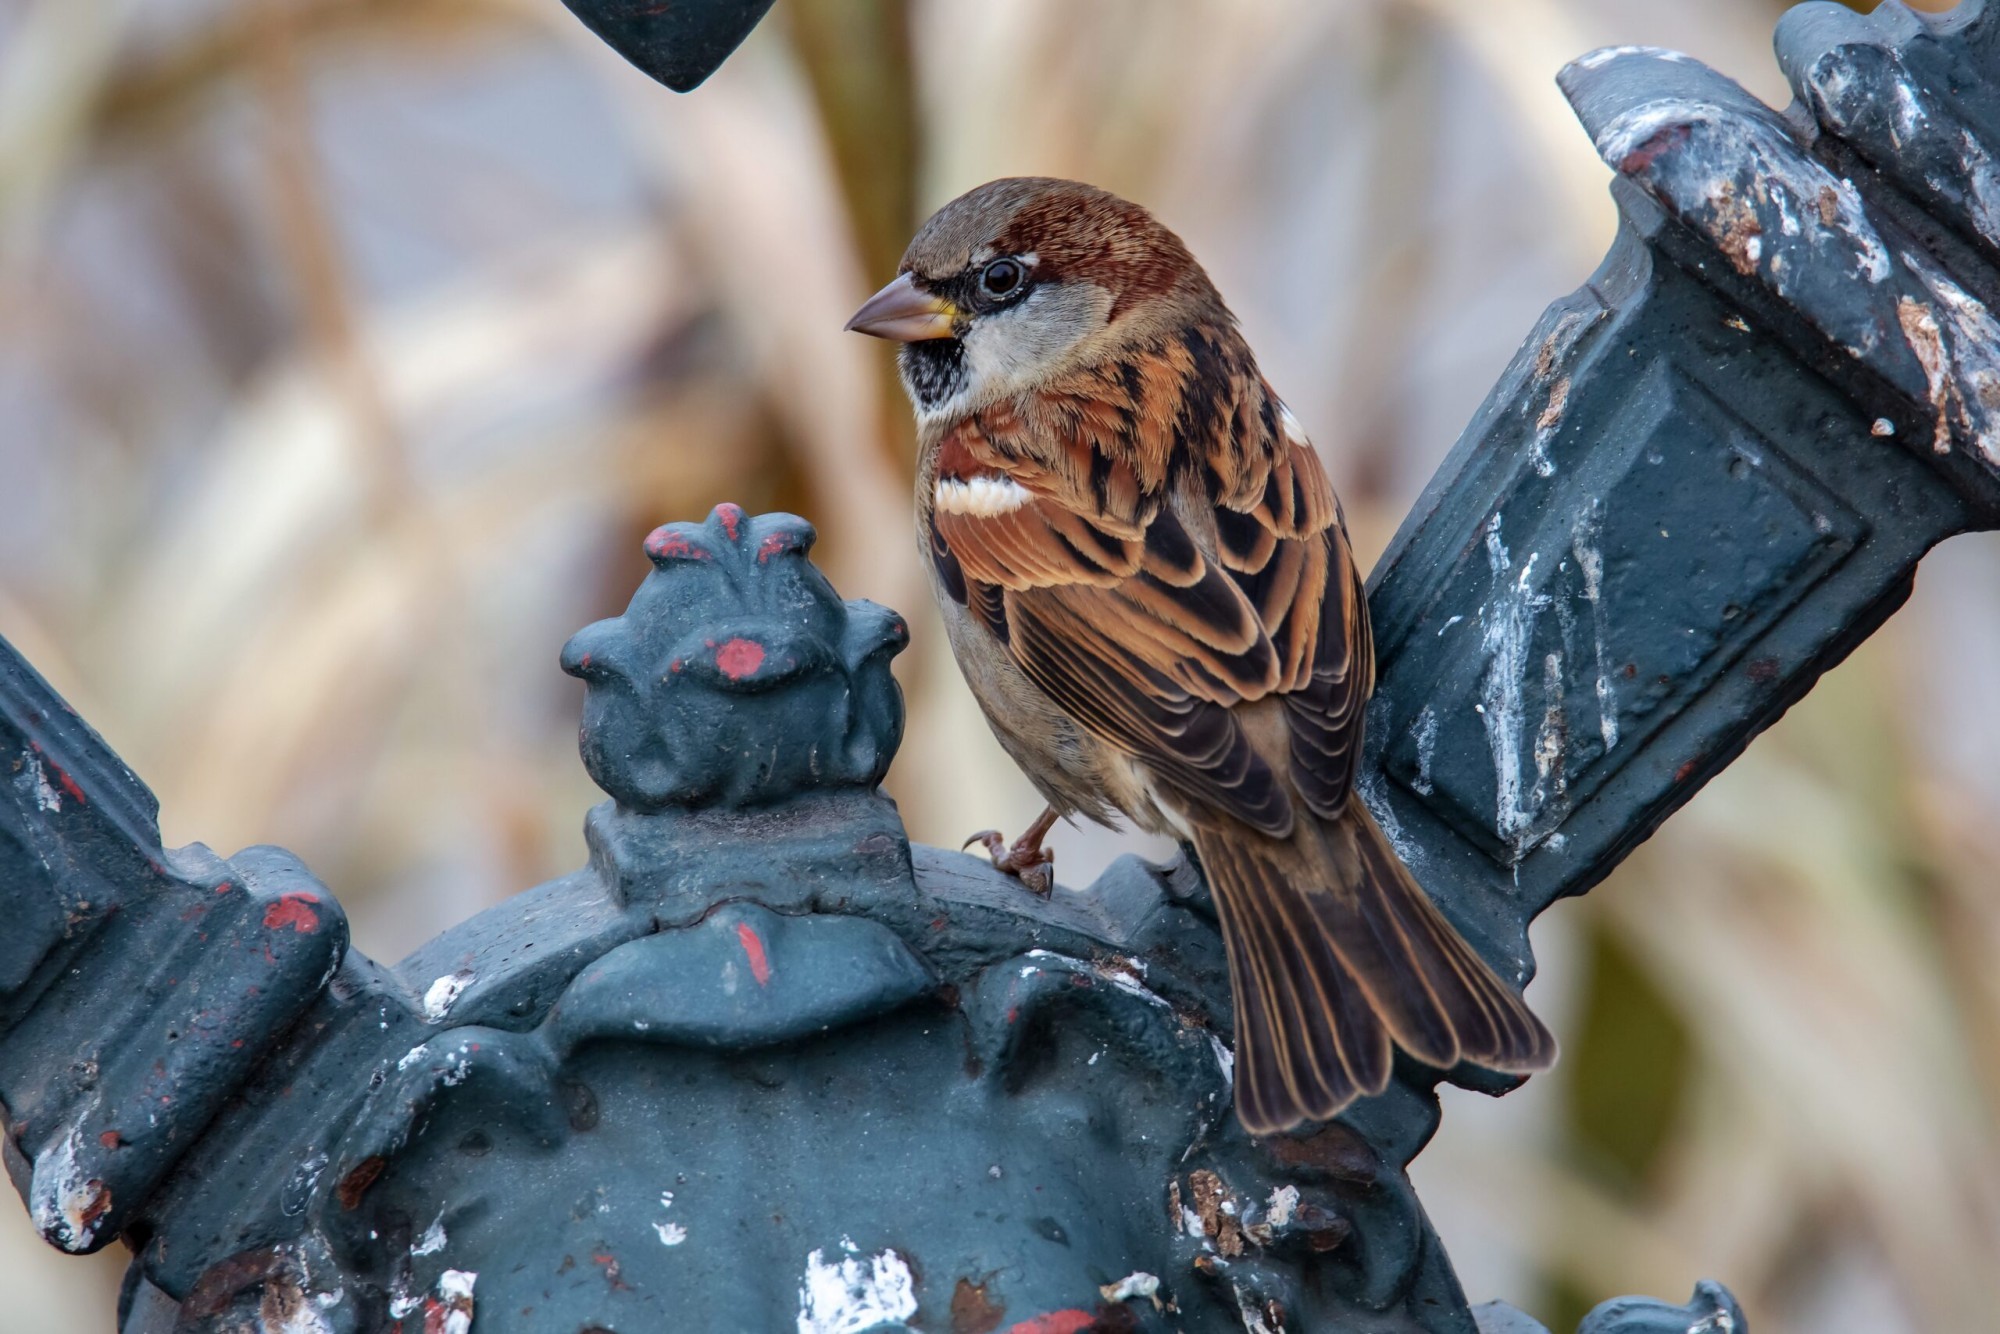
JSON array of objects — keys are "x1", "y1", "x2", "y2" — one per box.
[{"x1": 0, "y1": 0, "x2": 1994, "y2": 1330}]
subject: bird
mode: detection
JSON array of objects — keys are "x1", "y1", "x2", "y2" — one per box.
[{"x1": 845, "y1": 177, "x2": 1554, "y2": 1135}]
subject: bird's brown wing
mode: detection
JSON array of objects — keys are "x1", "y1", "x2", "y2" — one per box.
[
  {"x1": 926, "y1": 324, "x2": 1365, "y2": 832},
  {"x1": 930, "y1": 326, "x2": 1555, "y2": 1135}
]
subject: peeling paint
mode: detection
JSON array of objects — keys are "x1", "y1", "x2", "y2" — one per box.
[
  {"x1": 797, "y1": 1240, "x2": 918, "y2": 1334},
  {"x1": 1265, "y1": 1185, "x2": 1299, "y2": 1229},
  {"x1": 1357, "y1": 760, "x2": 1422, "y2": 872},
  {"x1": 1006, "y1": 1313, "x2": 1095, "y2": 1334},
  {"x1": 261, "y1": 1291, "x2": 334, "y2": 1334},
  {"x1": 1208, "y1": 1033, "x2": 1235, "y2": 1092},
  {"x1": 1572, "y1": 505, "x2": 1618, "y2": 754},
  {"x1": 30, "y1": 1126, "x2": 111, "y2": 1252},
  {"x1": 1234, "y1": 1287, "x2": 1285, "y2": 1334},
  {"x1": 1899, "y1": 296, "x2": 1954, "y2": 454},
  {"x1": 1189, "y1": 1169, "x2": 1246, "y2": 1257},
  {"x1": 1477, "y1": 514, "x2": 1551, "y2": 853},
  {"x1": 1099, "y1": 1271, "x2": 1160, "y2": 1305},
  {"x1": 654, "y1": 1221, "x2": 688, "y2": 1246},
  {"x1": 1898, "y1": 251, "x2": 2000, "y2": 464},
  {"x1": 735, "y1": 921, "x2": 773, "y2": 986},
  {"x1": 412, "y1": 1208, "x2": 448, "y2": 1256},
  {"x1": 1529, "y1": 652, "x2": 1568, "y2": 817},
  {"x1": 1409, "y1": 706, "x2": 1437, "y2": 796},
  {"x1": 432, "y1": 1269, "x2": 476, "y2": 1334},
  {"x1": 423, "y1": 971, "x2": 474, "y2": 1023},
  {"x1": 1961, "y1": 129, "x2": 2000, "y2": 249},
  {"x1": 1530, "y1": 377, "x2": 1569, "y2": 477},
  {"x1": 23, "y1": 752, "x2": 61, "y2": 812},
  {"x1": 1573, "y1": 44, "x2": 1691, "y2": 71},
  {"x1": 263, "y1": 892, "x2": 321, "y2": 934},
  {"x1": 1593, "y1": 97, "x2": 1894, "y2": 305}
]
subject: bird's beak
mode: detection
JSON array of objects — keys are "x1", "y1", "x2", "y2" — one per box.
[{"x1": 844, "y1": 273, "x2": 957, "y2": 342}]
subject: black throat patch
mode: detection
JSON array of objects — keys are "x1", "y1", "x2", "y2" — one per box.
[{"x1": 900, "y1": 339, "x2": 967, "y2": 412}]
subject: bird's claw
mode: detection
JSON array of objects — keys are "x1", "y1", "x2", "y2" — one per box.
[{"x1": 963, "y1": 827, "x2": 1055, "y2": 897}]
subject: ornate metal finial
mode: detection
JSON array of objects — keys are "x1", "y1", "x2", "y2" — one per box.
[{"x1": 563, "y1": 503, "x2": 908, "y2": 812}]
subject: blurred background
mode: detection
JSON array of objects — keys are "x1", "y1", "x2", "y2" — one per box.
[{"x1": 1, "y1": 0, "x2": 1995, "y2": 1328}]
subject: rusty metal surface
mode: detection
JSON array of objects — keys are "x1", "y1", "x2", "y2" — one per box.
[{"x1": 2, "y1": 1, "x2": 1997, "y2": 1331}]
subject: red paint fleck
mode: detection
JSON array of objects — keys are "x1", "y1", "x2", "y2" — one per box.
[
  {"x1": 422, "y1": 1296, "x2": 447, "y2": 1334},
  {"x1": 1674, "y1": 760, "x2": 1698, "y2": 783},
  {"x1": 929, "y1": 915, "x2": 949, "y2": 931},
  {"x1": 577, "y1": 652, "x2": 592, "y2": 670},
  {"x1": 214, "y1": 882, "x2": 234, "y2": 895},
  {"x1": 1006, "y1": 1006, "x2": 1020, "y2": 1025},
  {"x1": 98, "y1": 1131, "x2": 121, "y2": 1149},
  {"x1": 757, "y1": 534, "x2": 790, "y2": 563},
  {"x1": 77, "y1": 1180, "x2": 112, "y2": 1228},
  {"x1": 644, "y1": 527, "x2": 706, "y2": 561},
  {"x1": 736, "y1": 922, "x2": 772, "y2": 986},
  {"x1": 262, "y1": 892, "x2": 320, "y2": 933},
  {"x1": 29, "y1": 744, "x2": 84, "y2": 805},
  {"x1": 669, "y1": 658, "x2": 684, "y2": 674},
  {"x1": 1007, "y1": 1311, "x2": 1096, "y2": 1334},
  {"x1": 1620, "y1": 122, "x2": 1691, "y2": 174},
  {"x1": 336, "y1": 1157, "x2": 385, "y2": 1210},
  {"x1": 716, "y1": 502, "x2": 744, "y2": 540},
  {"x1": 592, "y1": 1252, "x2": 631, "y2": 1291},
  {"x1": 714, "y1": 637, "x2": 765, "y2": 681}
]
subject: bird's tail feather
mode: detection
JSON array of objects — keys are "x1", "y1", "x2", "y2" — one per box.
[{"x1": 1193, "y1": 796, "x2": 1556, "y2": 1136}]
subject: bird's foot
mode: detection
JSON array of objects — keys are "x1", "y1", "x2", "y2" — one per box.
[{"x1": 964, "y1": 807, "x2": 1058, "y2": 896}]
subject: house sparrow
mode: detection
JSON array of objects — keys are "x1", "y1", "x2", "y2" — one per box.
[{"x1": 847, "y1": 178, "x2": 1554, "y2": 1134}]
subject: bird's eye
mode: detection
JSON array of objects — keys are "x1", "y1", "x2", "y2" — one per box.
[{"x1": 979, "y1": 258, "x2": 1024, "y2": 299}]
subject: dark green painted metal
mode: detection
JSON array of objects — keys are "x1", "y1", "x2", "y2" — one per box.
[
  {"x1": 4, "y1": 2, "x2": 1998, "y2": 1330},
  {"x1": 554, "y1": 0, "x2": 776, "y2": 93}
]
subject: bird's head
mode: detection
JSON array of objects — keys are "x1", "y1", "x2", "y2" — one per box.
[{"x1": 845, "y1": 177, "x2": 1222, "y2": 423}]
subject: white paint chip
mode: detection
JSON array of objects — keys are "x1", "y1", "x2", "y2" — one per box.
[
  {"x1": 423, "y1": 971, "x2": 474, "y2": 1022},
  {"x1": 436, "y1": 1270, "x2": 476, "y2": 1334},
  {"x1": 25, "y1": 753, "x2": 61, "y2": 812},
  {"x1": 29, "y1": 1126, "x2": 105, "y2": 1253},
  {"x1": 1101, "y1": 1271, "x2": 1162, "y2": 1305},
  {"x1": 797, "y1": 1242, "x2": 918, "y2": 1334},
  {"x1": 412, "y1": 1209, "x2": 447, "y2": 1256},
  {"x1": 654, "y1": 1221, "x2": 688, "y2": 1246}
]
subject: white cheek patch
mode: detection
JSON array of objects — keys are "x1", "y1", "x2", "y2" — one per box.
[{"x1": 935, "y1": 475, "x2": 1033, "y2": 517}]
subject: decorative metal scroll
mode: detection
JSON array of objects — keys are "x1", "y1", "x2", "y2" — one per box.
[{"x1": 5, "y1": 1, "x2": 1997, "y2": 1330}]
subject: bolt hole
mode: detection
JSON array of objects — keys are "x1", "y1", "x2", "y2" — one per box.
[{"x1": 1727, "y1": 456, "x2": 1749, "y2": 479}]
